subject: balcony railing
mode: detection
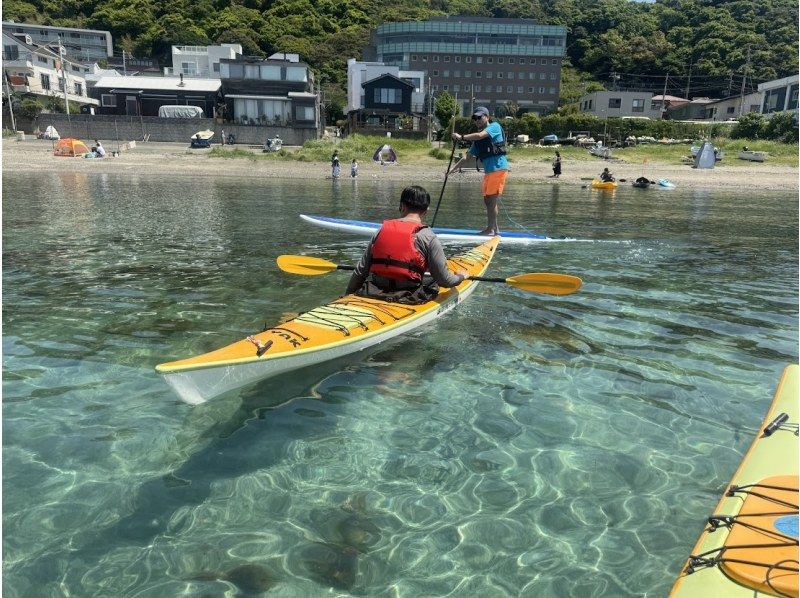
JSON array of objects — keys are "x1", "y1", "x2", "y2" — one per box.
[{"x1": 163, "y1": 67, "x2": 212, "y2": 78}]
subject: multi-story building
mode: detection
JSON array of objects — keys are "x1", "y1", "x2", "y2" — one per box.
[
  {"x1": 347, "y1": 59, "x2": 426, "y2": 113},
  {"x1": 91, "y1": 75, "x2": 220, "y2": 116},
  {"x1": 165, "y1": 44, "x2": 242, "y2": 78},
  {"x1": 365, "y1": 16, "x2": 566, "y2": 116},
  {"x1": 2, "y1": 31, "x2": 98, "y2": 108},
  {"x1": 2, "y1": 20, "x2": 112, "y2": 64},
  {"x1": 758, "y1": 74, "x2": 799, "y2": 115},
  {"x1": 702, "y1": 92, "x2": 763, "y2": 120},
  {"x1": 218, "y1": 53, "x2": 319, "y2": 133}
]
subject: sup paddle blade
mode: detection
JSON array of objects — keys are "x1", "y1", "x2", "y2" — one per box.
[
  {"x1": 277, "y1": 255, "x2": 340, "y2": 275},
  {"x1": 504, "y1": 273, "x2": 582, "y2": 295}
]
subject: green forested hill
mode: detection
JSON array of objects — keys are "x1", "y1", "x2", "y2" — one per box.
[{"x1": 4, "y1": 0, "x2": 797, "y2": 116}]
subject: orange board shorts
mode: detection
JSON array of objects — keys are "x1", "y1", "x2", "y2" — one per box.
[{"x1": 482, "y1": 169, "x2": 508, "y2": 197}]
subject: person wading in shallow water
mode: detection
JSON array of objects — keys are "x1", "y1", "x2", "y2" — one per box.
[
  {"x1": 345, "y1": 186, "x2": 469, "y2": 305},
  {"x1": 448, "y1": 106, "x2": 509, "y2": 236}
]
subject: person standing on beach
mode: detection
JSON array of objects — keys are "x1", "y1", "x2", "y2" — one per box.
[
  {"x1": 552, "y1": 151, "x2": 561, "y2": 178},
  {"x1": 449, "y1": 106, "x2": 509, "y2": 236}
]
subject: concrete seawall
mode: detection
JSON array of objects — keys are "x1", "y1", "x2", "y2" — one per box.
[{"x1": 7, "y1": 113, "x2": 318, "y2": 146}]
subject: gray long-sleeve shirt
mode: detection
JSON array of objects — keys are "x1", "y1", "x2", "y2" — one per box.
[{"x1": 345, "y1": 219, "x2": 465, "y2": 294}]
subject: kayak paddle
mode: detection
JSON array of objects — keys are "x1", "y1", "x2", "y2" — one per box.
[{"x1": 276, "y1": 255, "x2": 582, "y2": 295}]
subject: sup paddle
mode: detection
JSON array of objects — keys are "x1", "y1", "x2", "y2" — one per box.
[
  {"x1": 276, "y1": 255, "x2": 582, "y2": 296},
  {"x1": 430, "y1": 127, "x2": 458, "y2": 228}
]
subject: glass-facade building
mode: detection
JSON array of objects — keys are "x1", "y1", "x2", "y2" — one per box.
[{"x1": 365, "y1": 17, "x2": 567, "y2": 116}]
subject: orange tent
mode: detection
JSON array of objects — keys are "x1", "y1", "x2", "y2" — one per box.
[{"x1": 53, "y1": 137, "x2": 91, "y2": 157}]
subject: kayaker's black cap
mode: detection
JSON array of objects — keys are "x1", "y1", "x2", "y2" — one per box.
[
  {"x1": 400, "y1": 186, "x2": 430, "y2": 211},
  {"x1": 473, "y1": 106, "x2": 490, "y2": 119}
]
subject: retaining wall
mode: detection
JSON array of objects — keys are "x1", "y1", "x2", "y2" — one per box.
[{"x1": 7, "y1": 113, "x2": 319, "y2": 146}]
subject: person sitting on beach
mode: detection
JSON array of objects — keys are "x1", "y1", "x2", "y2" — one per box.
[
  {"x1": 345, "y1": 186, "x2": 469, "y2": 305},
  {"x1": 94, "y1": 140, "x2": 106, "y2": 158},
  {"x1": 600, "y1": 167, "x2": 615, "y2": 182}
]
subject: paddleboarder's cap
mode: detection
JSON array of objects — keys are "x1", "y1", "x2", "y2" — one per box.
[{"x1": 472, "y1": 106, "x2": 490, "y2": 118}]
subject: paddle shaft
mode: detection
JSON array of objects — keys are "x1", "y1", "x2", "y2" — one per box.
[
  {"x1": 337, "y1": 264, "x2": 502, "y2": 285},
  {"x1": 430, "y1": 118, "x2": 458, "y2": 228}
]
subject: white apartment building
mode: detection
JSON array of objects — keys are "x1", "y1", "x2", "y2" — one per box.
[
  {"x1": 165, "y1": 43, "x2": 243, "y2": 78},
  {"x1": 2, "y1": 31, "x2": 98, "y2": 107},
  {"x1": 347, "y1": 58, "x2": 426, "y2": 113},
  {"x1": 758, "y1": 74, "x2": 799, "y2": 115},
  {"x1": 578, "y1": 90, "x2": 662, "y2": 119}
]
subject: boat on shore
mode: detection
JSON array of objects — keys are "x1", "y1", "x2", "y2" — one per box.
[
  {"x1": 669, "y1": 364, "x2": 798, "y2": 597},
  {"x1": 738, "y1": 150, "x2": 768, "y2": 162},
  {"x1": 157, "y1": 237, "x2": 500, "y2": 404}
]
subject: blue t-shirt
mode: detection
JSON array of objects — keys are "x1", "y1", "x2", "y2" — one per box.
[{"x1": 469, "y1": 121, "x2": 509, "y2": 173}]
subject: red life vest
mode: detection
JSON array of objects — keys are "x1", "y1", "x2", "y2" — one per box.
[{"x1": 369, "y1": 219, "x2": 428, "y2": 282}]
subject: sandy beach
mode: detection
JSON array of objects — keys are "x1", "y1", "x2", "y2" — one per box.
[{"x1": 3, "y1": 138, "x2": 798, "y2": 191}]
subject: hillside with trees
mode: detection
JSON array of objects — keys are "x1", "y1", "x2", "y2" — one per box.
[{"x1": 4, "y1": 0, "x2": 797, "y2": 118}]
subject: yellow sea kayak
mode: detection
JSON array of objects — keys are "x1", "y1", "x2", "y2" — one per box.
[
  {"x1": 670, "y1": 364, "x2": 799, "y2": 597},
  {"x1": 157, "y1": 237, "x2": 499, "y2": 404},
  {"x1": 591, "y1": 179, "x2": 618, "y2": 189}
]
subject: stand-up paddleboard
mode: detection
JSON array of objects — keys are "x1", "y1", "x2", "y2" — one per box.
[
  {"x1": 157, "y1": 237, "x2": 499, "y2": 405},
  {"x1": 300, "y1": 214, "x2": 568, "y2": 244},
  {"x1": 670, "y1": 364, "x2": 798, "y2": 597},
  {"x1": 658, "y1": 178, "x2": 676, "y2": 188}
]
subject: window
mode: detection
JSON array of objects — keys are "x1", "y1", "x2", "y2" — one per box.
[
  {"x1": 726, "y1": 106, "x2": 735, "y2": 114},
  {"x1": 182, "y1": 61, "x2": 198, "y2": 76},
  {"x1": 497, "y1": 72, "x2": 503, "y2": 79},
  {"x1": 528, "y1": 72, "x2": 535, "y2": 79},
  {"x1": 518, "y1": 58, "x2": 525, "y2": 65},
  {"x1": 529, "y1": 87, "x2": 534, "y2": 93},
  {"x1": 213, "y1": 63, "x2": 220, "y2": 72},
  {"x1": 228, "y1": 64, "x2": 244, "y2": 78},
  {"x1": 749, "y1": 104, "x2": 759, "y2": 112},
  {"x1": 433, "y1": 56, "x2": 439, "y2": 62},
  {"x1": 454, "y1": 56, "x2": 461, "y2": 63},
  {"x1": 295, "y1": 106, "x2": 314, "y2": 121},
  {"x1": 465, "y1": 56, "x2": 472, "y2": 63},
  {"x1": 549, "y1": 87, "x2": 556, "y2": 94},
  {"x1": 517, "y1": 86, "x2": 523, "y2": 94},
  {"x1": 476, "y1": 57, "x2": 482, "y2": 64},
  {"x1": 374, "y1": 88, "x2": 401, "y2": 104},
  {"x1": 498, "y1": 57, "x2": 504, "y2": 64},
  {"x1": 433, "y1": 70, "x2": 439, "y2": 76},
  {"x1": 507, "y1": 85, "x2": 513, "y2": 93},
  {"x1": 422, "y1": 55, "x2": 427, "y2": 62},
  {"x1": 550, "y1": 73, "x2": 556, "y2": 80},
  {"x1": 487, "y1": 57, "x2": 493, "y2": 63},
  {"x1": 474, "y1": 85, "x2": 481, "y2": 92},
  {"x1": 38, "y1": 56, "x2": 48, "y2": 65},
  {"x1": 476, "y1": 71, "x2": 482, "y2": 78},
  {"x1": 411, "y1": 54, "x2": 417, "y2": 61},
  {"x1": 443, "y1": 70, "x2": 449, "y2": 77},
  {"x1": 464, "y1": 70, "x2": 471, "y2": 78},
  {"x1": 58, "y1": 77, "x2": 65, "y2": 91},
  {"x1": 432, "y1": 84, "x2": 439, "y2": 91},
  {"x1": 507, "y1": 72, "x2": 514, "y2": 79},
  {"x1": 101, "y1": 93, "x2": 116, "y2": 107},
  {"x1": 539, "y1": 72, "x2": 547, "y2": 80},
  {"x1": 552, "y1": 59, "x2": 558, "y2": 65},
  {"x1": 632, "y1": 98, "x2": 645, "y2": 112},
  {"x1": 485, "y1": 85, "x2": 492, "y2": 92},
  {"x1": 444, "y1": 56, "x2": 450, "y2": 62},
  {"x1": 539, "y1": 86, "x2": 545, "y2": 93},
  {"x1": 245, "y1": 64, "x2": 259, "y2": 79},
  {"x1": 486, "y1": 72, "x2": 492, "y2": 79},
  {"x1": 509, "y1": 58, "x2": 515, "y2": 64},
  {"x1": 40, "y1": 73, "x2": 50, "y2": 90},
  {"x1": 588, "y1": 99, "x2": 593, "y2": 109},
  {"x1": 454, "y1": 70, "x2": 460, "y2": 78},
  {"x1": 609, "y1": 98, "x2": 621, "y2": 108},
  {"x1": 4, "y1": 45, "x2": 19, "y2": 60},
  {"x1": 541, "y1": 58, "x2": 548, "y2": 65},
  {"x1": 453, "y1": 84, "x2": 460, "y2": 92},
  {"x1": 443, "y1": 84, "x2": 449, "y2": 91},
  {"x1": 74, "y1": 82, "x2": 83, "y2": 96}
]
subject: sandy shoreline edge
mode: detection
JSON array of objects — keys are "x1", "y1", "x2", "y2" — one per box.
[{"x1": 4, "y1": 139, "x2": 798, "y2": 191}]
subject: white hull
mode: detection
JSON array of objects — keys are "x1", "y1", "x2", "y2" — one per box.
[{"x1": 162, "y1": 282, "x2": 479, "y2": 405}]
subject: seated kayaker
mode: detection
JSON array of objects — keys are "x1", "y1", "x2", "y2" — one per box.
[
  {"x1": 600, "y1": 167, "x2": 615, "y2": 182},
  {"x1": 345, "y1": 185, "x2": 469, "y2": 304}
]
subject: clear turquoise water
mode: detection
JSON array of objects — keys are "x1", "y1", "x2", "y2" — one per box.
[{"x1": 3, "y1": 172, "x2": 798, "y2": 597}]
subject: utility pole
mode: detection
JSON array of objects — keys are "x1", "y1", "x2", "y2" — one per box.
[
  {"x1": 122, "y1": 50, "x2": 127, "y2": 76},
  {"x1": 59, "y1": 36, "x2": 71, "y2": 124},
  {"x1": 661, "y1": 73, "x2": 669, "y2": 119},
  {"x1": 4, "y1": 72, "x2": 17, "y2": 132},
  {"x1": 427, "y1": 76, "x2": 432, "y2": 143},
  {"x1": 685, "y1": 62, "x2": 692, "y2": 98},
  {"x1": 727, "y1": 72, "x2": 734, "y2": 97},
  {"x1": 738, "y1": 47, "x2": 750, "y2": 117}
]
